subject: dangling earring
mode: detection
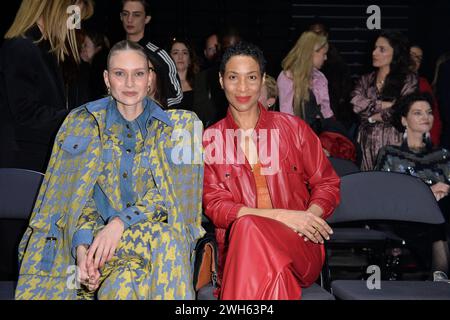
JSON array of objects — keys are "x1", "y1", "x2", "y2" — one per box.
[
  {"x1": 107, "y1": 87, "x2": 111, "y2": 95},
  {"x1": 403, "y1": 127, "x2": 408, "y2": 141},
  {"x1": 424, "y1": 132, "x2": 431, "y2": 145}
]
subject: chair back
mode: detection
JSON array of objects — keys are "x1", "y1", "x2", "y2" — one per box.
[
  {"x1": 328, "y1": 171, "x2": 445, "y2": 225},
  {"x1": 0, "y1": 168, "x2": 43, "y2": 280},
  {"x1": 328, "y1": 157, "x2": 360, "y2": 177},
  {"x1": 0, "y1": 168, "x2": 44, "y2": 219}
]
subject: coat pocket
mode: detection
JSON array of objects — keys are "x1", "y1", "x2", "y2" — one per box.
[
  {"x1": 60, "y1": 136, "x2": 92, "y2": 173},
  {"x1": 61, "y1": 136, "x2": 91, "y2": 156}
]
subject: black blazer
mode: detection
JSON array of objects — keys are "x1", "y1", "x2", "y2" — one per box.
[{"x1": 0, "y1": 26, "x2": 68, "y2": 172}]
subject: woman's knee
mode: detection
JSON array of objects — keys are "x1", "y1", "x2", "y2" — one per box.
[{"x1": 232, "y1": 215, "x2": 267, "y2": 232}]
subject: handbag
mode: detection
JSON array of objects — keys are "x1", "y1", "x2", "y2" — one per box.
[{"x1": 193, "y1": 233, "x2": 219, "y2": 291}]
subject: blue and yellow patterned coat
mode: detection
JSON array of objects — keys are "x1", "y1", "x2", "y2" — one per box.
[{"x1": 15, "y1": 97, "x2": 205, "y2": 299}]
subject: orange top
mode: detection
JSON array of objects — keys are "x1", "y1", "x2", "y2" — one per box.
[
  {"x1": 252, "y1": 162, "x2": 273, "y2": 209},
  {"x1": 242, "y1": 135, "x2": 273, "y2": 209}
]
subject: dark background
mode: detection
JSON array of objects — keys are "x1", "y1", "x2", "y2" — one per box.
[{"x1": 1, "y1": 0, "x2": 449, "y2": 80}]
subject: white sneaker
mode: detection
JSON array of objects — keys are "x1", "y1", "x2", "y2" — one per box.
[{"x1": 433, "y1": 271, "x2": 450, "y2": 282}]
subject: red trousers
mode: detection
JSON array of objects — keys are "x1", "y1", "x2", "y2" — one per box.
[{"x1": 220, "y1": 215, "x2": 324, "y2": 300}]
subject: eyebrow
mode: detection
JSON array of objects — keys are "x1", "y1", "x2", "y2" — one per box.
[
  {"x1": 122, "y1": 10, "x2": 144, "y2": 14},
  {"x1": 110, "y1": 67, "x2": 148, "y2": 71},
  {"x1": 226, "y1": 70, "x2": 259, "y2": 74},
  {"x1": 411, "y1": 107, "x2": 432, "y2": 112}
]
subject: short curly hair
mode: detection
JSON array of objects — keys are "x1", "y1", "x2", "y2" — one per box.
[
  {"x1": 392, "y1": 92, "x2": 434, "y2": 132},
  {"x1": 219, "y1": 41, "x2": 266, "y2": 76}
]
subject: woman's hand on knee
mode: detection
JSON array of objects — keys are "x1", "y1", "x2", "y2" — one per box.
[
  {"x1": 86, "y1": 217, "x2": 125, "y2": 270},
  {"x1": 276, "y1": 210, "x2": 332, "y2": 244}
]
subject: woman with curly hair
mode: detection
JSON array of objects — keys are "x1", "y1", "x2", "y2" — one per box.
[{"x1": 352, "y1": 30, "x2": 418, "y2": 170}]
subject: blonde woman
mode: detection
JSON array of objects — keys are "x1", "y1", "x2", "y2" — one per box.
[
  {"x1": 15, "y1": 40, "x2": 205, "y2": 300},
  {"x1": 0, "y1": 0, "x2": 93, "y2": 172},
  {"x1": 277, "y1": 31, "x2": 334, "y2": 125}
]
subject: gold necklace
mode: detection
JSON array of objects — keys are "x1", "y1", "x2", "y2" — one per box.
[{"x1": 376, "y1": 79, "x2": 385, "y2": 90}]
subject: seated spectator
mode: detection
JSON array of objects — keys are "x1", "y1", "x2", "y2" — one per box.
[
  {"x1": 203, "y1": 41, "x2": 340, "y2": 299},
  {"x1": 351, "y1": 30, "x2": 418, "y2": 170},
  {"x1": 375, "y1": 93, "x2": 449, "y2": 281},
  {"x1": 81, "y1": 29, "x2": 110, "y2": 100},
  {"x1": 15, "y1": 40, "x2": 205, "y2": 299},
  {"x1": 169, "y1": 38, "x2": 200, "y2": 111},
  {"x1": 410, "y1": 44, "x2": 442, "y2": 146}
]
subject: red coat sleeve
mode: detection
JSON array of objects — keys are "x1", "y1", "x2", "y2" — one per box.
[{"x1": 202, "y1": 140, "x2": 244, "y2": 230}]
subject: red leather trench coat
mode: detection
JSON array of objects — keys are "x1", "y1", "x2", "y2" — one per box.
[{"x1": 203, "y1": 105, "x2": 340, "y2": 282}]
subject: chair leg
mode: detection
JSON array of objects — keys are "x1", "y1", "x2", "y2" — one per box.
[{"x1": 383, "y1": 247, "x2": 402, "y2": 280}]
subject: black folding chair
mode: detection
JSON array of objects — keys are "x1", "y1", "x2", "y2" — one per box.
[
  {"x1": 328, "y1": 157, "x2": 360, "y2": 177},
  {"x1": 0, "y1": 168, "x2": 44, "y2": 300},
  {"x1": 328, "y1": 171, "x2": 450, "y2": 300},
  {"x1": 327, "y1": 158, "x2": 398, "y2": 278}
]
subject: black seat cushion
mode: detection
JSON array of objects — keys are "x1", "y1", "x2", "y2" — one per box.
[
  {"x1": 0, "y1": 281, "x2": 16, "y2": 300},
  {"x1": 332, "y1": 280, "x2": 450, "y2": 300},
  {"x1": 196, "y1": 283, "x2": 335, "y2": 300}
]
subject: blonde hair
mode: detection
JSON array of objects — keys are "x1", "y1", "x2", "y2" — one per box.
[
  {"x1": 281, "y1": 31, "x2": 327, "y2": 118},
  {"x1": 5, "y1": 0, "x2": 94, "y2": 63}
]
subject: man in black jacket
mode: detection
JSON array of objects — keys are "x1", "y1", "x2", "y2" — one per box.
[{"x1": 120, "y1": 0, "x2": 182, "y2": 108}]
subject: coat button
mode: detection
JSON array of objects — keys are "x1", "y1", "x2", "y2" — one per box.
[
  {"x1": 126, "y1": 149, "x2": 131, "y2": 154},
  {"x1": 127, "y1": 133, "x2": 132, "y2": 138},
  {"x1": 126, "y1": 202, "x2": 131, "y2": 208},
  {"x1": 123, "y1": 172, "x2": 128, "y2": 179},
  {"x1": 73, "y1": 144, "x2": 78, "y2": 149}
]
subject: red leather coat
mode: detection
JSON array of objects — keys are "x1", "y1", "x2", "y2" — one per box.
[{"x1": 203, "y1": 105, "x2": 340, "y2": 280}]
